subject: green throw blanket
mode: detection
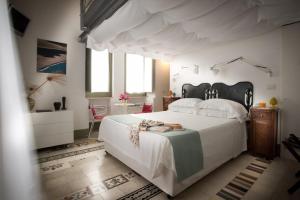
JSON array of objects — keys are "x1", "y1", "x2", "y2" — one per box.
[{"x1": 107, "y1": 114, "x2": 203, "y2": 181}]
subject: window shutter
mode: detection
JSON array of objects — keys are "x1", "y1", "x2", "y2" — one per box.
[{"x1": 85, "y1": 48, "x2": 91, "y2": 92}]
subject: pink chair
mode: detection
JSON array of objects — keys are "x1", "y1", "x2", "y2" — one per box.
[
  {"x1": 89, "y1": 104, "x2": 106, "y2": 138},
  {"x1": 140, "y1": 103, "x2": 153, "y2": 113}
]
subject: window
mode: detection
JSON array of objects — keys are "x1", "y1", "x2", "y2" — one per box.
[
  {"x1": 126, "y1": 54, "x2": 153, "y2": 94},
  {"x1": 86, "y1": 48, "x2": 112, "y2": 97}
]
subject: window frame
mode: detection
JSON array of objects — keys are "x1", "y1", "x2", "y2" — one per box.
[
  {"x1": 125, "y1": 54, "x2": 155, "y2": 97},
  {"x1": 85, "y1": 48, "x2": 112, "y2": 98}
]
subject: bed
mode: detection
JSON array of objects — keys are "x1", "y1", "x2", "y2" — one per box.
[{"x1": 98, "y1": 82, "x2": 253, "y2": 197}]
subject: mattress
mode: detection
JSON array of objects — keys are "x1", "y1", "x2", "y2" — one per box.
[{"x1": 98, "y1": 111, "x2": 247, "y2": 196}]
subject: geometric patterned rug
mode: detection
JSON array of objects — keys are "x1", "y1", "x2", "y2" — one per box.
[
  {"x1": 38, "y1": 145, "x2": 104, "y2": 163},
  {"x1": 38, "y1": 138, "x2": 164, "y2": 200},
  {"x1": 117, "y1": 183, "x2": 162, "y2": 200},
  {"x1": 37, "y1": 139, "x2": 104, "y2": 163},
  {"x1": 38, "y1": 139, "x2": 272, "y2": 200},
  {"x1": 38, "y1": 139, "x2": 104, "y2": 174},
  {"x1": 213, "y1": 158, "x2": 271, "y2": 200},
  {"x1": 59, "y1": 171, "x2": 163, "y2": 200}
]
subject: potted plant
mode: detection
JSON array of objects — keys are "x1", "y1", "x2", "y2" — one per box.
[{"x1": 119, "y1": 93, "x2": 129, "y2": 104}]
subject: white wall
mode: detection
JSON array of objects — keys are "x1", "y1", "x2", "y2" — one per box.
[
  {"x1": 13, "y1": 0, "x2": 170, "y2": 130},
  {"x1": 170, "y1": 29, "x2": 282, "y2": 104},
  {"x1": 170, "y1": 24, "x2": 300, "y2": 158},
  {"x1": 281, "y1": 23, "x2": 300, "y2": 140},
  {"x1": 13, "y1": 0, "x2": 89, "y2": 130}
]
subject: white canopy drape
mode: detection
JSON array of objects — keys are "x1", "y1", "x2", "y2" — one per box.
[{"x1": 88, "y1": 0, "x2": 300, "y2": 60}]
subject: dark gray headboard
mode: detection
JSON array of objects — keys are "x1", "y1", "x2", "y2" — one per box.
[
  {"x1": 182, "y1": 82, "x2": 253, "y2": 111},
  {"x1": 182, "y1": 83, "x2": 211, "y2": 100},
  {"x1": 211, "y1": 82, "x2": 253, "y2": 111}
]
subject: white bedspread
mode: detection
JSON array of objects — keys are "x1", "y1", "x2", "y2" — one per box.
[{"x1": 98, "y1": 111, "x2": 247, "y2": 180}]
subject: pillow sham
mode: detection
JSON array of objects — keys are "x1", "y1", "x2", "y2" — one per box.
[
  {"x1": 168, "y1": 98, "x2": 203, "y2": 108},
  {"x1": 197, "y1": 99, "x2": 248, "y2": 122},
  {"x1": 168, "y1": 106, "x2": 197, "y2": 114},
  {"x1": 168, "y1": 98, "x2": 202, "y2": 114},
  {"x1": 197, "y1": 109, "x2": 229, "y2": 118}
]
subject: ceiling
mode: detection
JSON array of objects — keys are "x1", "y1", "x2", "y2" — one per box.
[{"x1": 87, "y1": 0, "x2": 300, "y2": 60}]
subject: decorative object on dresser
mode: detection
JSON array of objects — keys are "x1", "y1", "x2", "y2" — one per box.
[
  {"x1": 27, "y1": 75, "x2": 64, "y2": 111},
  {"x1": 258, "y1": 101, "x2": 267, "y2": 108},
  {"x1": 53, "y1": 102, "x2": 61, "y2": 111},
  {"x1": 163, "y1": 96, "x2": 180, "y2": 111},
  {"x1": 249, "y1": 107, "x2": 279, "y2": 159},
  {"x1": 62, "y1": 96, "x2": 66, "y2": 110},
  {"x1": 31, "y1": 110, "x2": 74, "y2": 149},
  {"x1": 269, "y1": 97, "x2": 278, "y2": 108},
  {"x1": 168, "y1": 90, "x2": 173, "y2": 96}
]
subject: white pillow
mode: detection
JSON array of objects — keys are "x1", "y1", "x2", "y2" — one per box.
[
  {"x1": 197, "y1": 99, "x2": 248, "y2": 122},
  {"x1": 197, "y1": 109, "x2": 229, "y2": 118},
  {"x1": 168, "y1": 106, "x2": 197, "y2": 114},
  {"x1": 168, "y1": 98, "x2": 203, "y2": 108},
  {"x1": 168, "y1": 98, "x2": 202, "y2": 114}
]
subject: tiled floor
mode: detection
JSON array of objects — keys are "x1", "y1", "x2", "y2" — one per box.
[{"x1": 38, "y1": 133, "x2": 300, "y2": 200}]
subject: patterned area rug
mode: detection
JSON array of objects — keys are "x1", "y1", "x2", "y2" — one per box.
[
  {"x1": 213, "y1": 158, "x2": 271, "y2": 200},
  {"x1": 117, "y1": 183, "x2": 162, "y2": 200},
  {"x1": 38, "y1": 139, "x2": 104, "y2": 162},
  {"x1": 38, "y1": 138, "x2": 164, "y2": 200},
  {"x1": 39, "y1": 139, "x2": 272, "y2": 200},
  {"x1": 38, "y1": 139, "x2": 104, "y2": 174}
]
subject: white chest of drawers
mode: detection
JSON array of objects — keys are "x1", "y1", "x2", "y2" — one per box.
[{"x1": 31, "y1": 110, "x2": 74, "y2": 149}]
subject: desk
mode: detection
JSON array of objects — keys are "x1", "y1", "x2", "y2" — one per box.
[{"x1": 112, "y1": 103, "x2": 141, "y2": 114}]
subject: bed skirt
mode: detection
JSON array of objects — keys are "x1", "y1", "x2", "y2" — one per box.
[{"x1": 103, "y1": 141, "x2": 242, "y2": 196}]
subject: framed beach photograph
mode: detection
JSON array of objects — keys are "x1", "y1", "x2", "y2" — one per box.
[{"x1": 37, "y1": 39, "x2": 67, "y2": 74}]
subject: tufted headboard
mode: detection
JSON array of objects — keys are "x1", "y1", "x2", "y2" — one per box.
[{"x1": 182, "y1": 81, "x2": 253, "y2": 111}]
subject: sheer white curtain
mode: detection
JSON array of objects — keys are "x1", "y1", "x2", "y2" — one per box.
[
  {"x1": 91, "y1": 49, "x2": 110, "y2": 93},
  {"x1": 0, "y1": 0, "x2": 41, "y2": 199},
  {"x1": 126, "y1": 54, "x2": 152, "y2": 93}
]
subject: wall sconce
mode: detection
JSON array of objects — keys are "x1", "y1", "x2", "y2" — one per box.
[
  {"x1": 210, "y1": 57, "x2": 273, "y2": 77},
  {"x1": 211, "y1": 67, "x2": 220, "y2": 75},
  {"x1": 181, "y1": 64, "x2": 199, "y2": 74},
  {"x1": 172, "y1": 73, "x2": 180, "y2": 83}
]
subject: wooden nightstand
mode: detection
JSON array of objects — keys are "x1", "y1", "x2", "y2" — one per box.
[
  {"x1": 249, "y1": 107, "x2": 279, "y2": 159},
  {"x1": 163, "y1": 96, "x2": 181, "y2": 111}
]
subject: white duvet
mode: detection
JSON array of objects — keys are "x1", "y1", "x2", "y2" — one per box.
[{"x1": 98, "y1": 111, "x2": 247, "y2": 180}]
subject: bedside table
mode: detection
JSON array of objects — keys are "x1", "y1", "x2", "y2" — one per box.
[
  {"x1": 249, "y1": 107, "x2": 279, "y2": 159},
  {"x1": 163, "y1": 96, "x2": 181, "y2": 111}
]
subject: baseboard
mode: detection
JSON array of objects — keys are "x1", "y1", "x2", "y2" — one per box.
[{"x1": 74, "y1": 129, "x2": 89, "y2": 139}]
